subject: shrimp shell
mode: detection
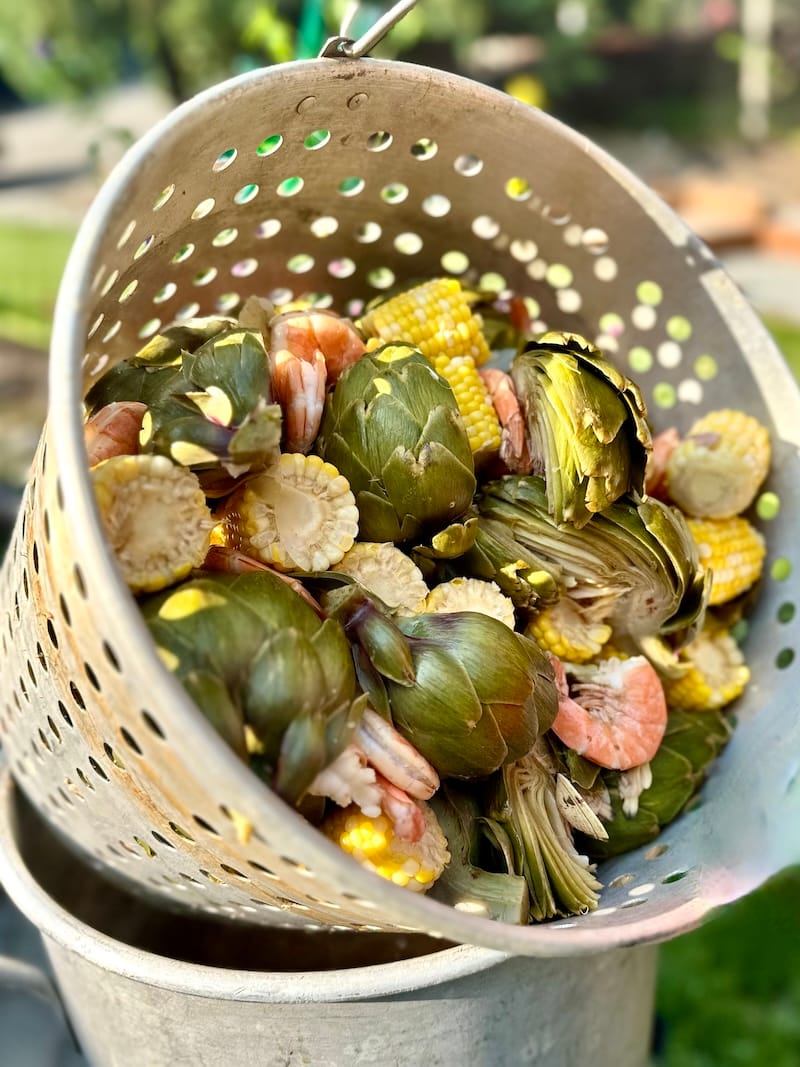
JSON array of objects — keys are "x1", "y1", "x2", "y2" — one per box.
[
  {"x1": 84, "y1": 401, "x2": 147, "y2": 467},
  {"x1": 479, "y1": 367, "x2": 532, "y2": 474},
  {"x1": 269, "y1": 310, "x2": 366, "y2": 453},
  {"x1": 549, "y1": 654, "x2": 667, "y2": 771}
]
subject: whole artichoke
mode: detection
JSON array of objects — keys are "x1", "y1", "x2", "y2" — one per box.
[
  {"x1": 511, "y1": 332, "x2": 652, "y2": 528},
  {"x1": 324, "y1": 586, "x2": 557, "y2": 779},
  {"x1": 392, "y1": 611, "x2": 557, "y2": 778},
  {"x1": 140, "y1": 571, "x2": 365, "y2": 804},
  {"x1": 86, "y1": 323, "x2": 281, "y2": 496},
  {"x1": 315, "y1": 344, "x2": 476, "y2": 543},
  {"x1": 580, "y1": 708, "x2": 732, "y2": 860}
]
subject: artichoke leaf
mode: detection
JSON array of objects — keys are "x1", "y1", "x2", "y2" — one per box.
[
  {"x1": 182, "y1": 668, "x2": 247, "y2": 758},
  {"x1": 429, "y1": 784, "x2": 530, "y2": 925},
  {"x1": 387, "y1": 644, "x2": 509, "y2": 779},
  {"x1": 245, "y1": 629, "x2": 328, "y2": 753},
  {"x1": 185, "y1": 328, "x2": 273, "y2": 422}
]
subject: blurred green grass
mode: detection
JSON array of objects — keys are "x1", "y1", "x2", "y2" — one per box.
[
  {"x1": 0, "y1": 222, "x2": 76, "y2": 349},
  {"x1": 657, "y1": 869, "x2": 800, "y2": 1066},
  {"x1": 0, "y1": 218, "x2": 798, "y2": 1065}
]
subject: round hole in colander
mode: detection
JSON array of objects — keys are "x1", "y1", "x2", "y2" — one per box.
[{"x1": 1, "y1": 58, "x2": 798, "y2": 956}]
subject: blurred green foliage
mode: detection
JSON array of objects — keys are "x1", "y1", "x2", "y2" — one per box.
[
  {"x1": 0, "y1": 0, "x2": 796, "y2": 116},
  {"x1": 656, "y1": 867, "x2": 800, "y2": 1067},
  {"x1": 0, "y1": 222, "x2": 75, "y2": 349}
]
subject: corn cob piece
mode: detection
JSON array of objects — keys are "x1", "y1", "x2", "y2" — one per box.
[
  {"x1": 336, "y1": 542, "x2": 429, "y2": 615},
  {"x1": 424, "y1": 577, "x2": 516, "y2": 629},
  {"x1": 525, "y1": 597, "x2": 612, "y2": 663},
  {"x1": 662, "y1": 625, "x2": 750, "y2": 711},
  {"x1": 218, "y1": 453, "x2": 358, "y2": 572},
  {"x1": 359, "y1": 278, "x2": 501, "y2": 459},
  {"x1": 92, "y1": 453, "x2": 213, "y2": 594},
  {"x1": 666, "y1": 408, "x2": 770, "y2": 518},
  {"x1": 687, "y1": 516, "x2": 765, "y2": 606},
  {"x1": 322, "y1": 802, "x2": 450, "y2": 892}
]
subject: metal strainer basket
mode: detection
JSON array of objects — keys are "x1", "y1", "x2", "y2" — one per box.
[{"x1": 1, "y1": 38, "x2": 799, "y2": 955}]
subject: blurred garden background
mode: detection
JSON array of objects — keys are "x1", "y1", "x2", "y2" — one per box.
[{"x1": 0, "y1": 1, "x2": 798, "y2": 1064}]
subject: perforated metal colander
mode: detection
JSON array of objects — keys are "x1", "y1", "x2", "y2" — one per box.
[{"x1": 1, "y1": 39, "x2": 799, "y2": 955}]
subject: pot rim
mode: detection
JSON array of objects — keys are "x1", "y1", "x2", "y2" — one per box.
[{"x1": 0, "y1": 771, "x2": 509, "y2": 1002}]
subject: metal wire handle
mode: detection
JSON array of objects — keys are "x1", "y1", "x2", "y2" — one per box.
[{"x1": 319, "y1": 0, "x2": 417, "y2": 58}]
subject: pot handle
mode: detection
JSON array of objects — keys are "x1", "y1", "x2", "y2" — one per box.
[
  {"x1": 0, "y1": 952, "x2": 67, "y2": 1021},
  {"x1": 0, "y1": 747, "x2": 69, "y2": 1027}
]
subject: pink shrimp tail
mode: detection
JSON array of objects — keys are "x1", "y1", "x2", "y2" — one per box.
[
  {"x1": 307, "y1": 311, "x2": 366, "y2": 382},
  {"x1": 268, "y1": 310, "x2": 366, "y2": 452},
  {"x1": 479, "y1": 368, "x2": 533, "y2": 474},
  {"x1": 549, "y1": 654, "x2": 667, "y2": 771},
  {"x1": 271, "y1": 347, "x2": 327, "y2": 453},
  {"x1": 375, "y1": 774, "x2": 426, "y2": 842},
  {"x1": 84, "y1": 401, "x2": 147, "y2": 466},
  {"x1": 645, "y1": 427, "x2": 680, "y2": 500}
]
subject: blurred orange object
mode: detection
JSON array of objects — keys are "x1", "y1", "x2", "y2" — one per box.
[{"x1": 669, "y1": 177, "x2": 768, "y2": 249}]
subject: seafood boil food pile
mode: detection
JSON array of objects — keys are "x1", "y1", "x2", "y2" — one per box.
[{"x1": 84, "y1": 277, "x2": 770, "y2": 923}]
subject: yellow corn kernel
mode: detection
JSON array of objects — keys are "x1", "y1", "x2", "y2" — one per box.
[
  {"x1": 662, "y1": 626, "x2": 750, "y2": 711},
  {"x1": 91, "y1": 453, "x2": 213, "y2": 595},
  {"x1": 322, "y1": 804, "x2": 450, "y2": 893},
  {"x1": 359, "y1": 277, "x2": 491, "y2": 366},
  {"x1": 337, "y1": 542, "x2": 429, "y2": 615},
  {"x1": 425, "y1": 577, "x2": 516, "y2": 629},
  {"x1": 431, "y1": 351, "x2": 501, "y2": 458},
  {"x1": 359, "y1": 278, "x2": 501, "y2": 458},
  {"x1": 526, "y1": 598, "x2": 612, "y2": 663},
  {"x1": 666, "y1": 408, "x2": 770, "y2": 518},
  {"x1": 218, "y1": 453, "x2": 359, "y2": 572},
  {"x1": 687, "y1": 516, "x2": 765, "y2": 606}
]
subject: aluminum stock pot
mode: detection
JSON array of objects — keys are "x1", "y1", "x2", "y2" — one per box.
[{"x1": 0, "y1": 770, "x2": 657, "y2": 1066}]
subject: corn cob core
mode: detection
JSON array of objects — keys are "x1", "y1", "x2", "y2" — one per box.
[
  {"x1": 218, "y1": 453, "x2": 358, "y2": 572},
  {"x1": 662, "y1": 627, "x2": 750, "y2": 711},
  {"x1": 336, "y1": 542, "x2": 429, "y2": 615},
  {"x1": 323, "y1": 803, "x2": 450, "y2": 892},
  {"x1": 424, "y1": 577, "x2": 516, "y2": 629},
  {"x1": 91, "y1": 453, "x2": 213, "y2": 594},
  {"x1": 687, "y1": 516, "x2": 765, "y2": 606},
  {"x1": 526, "y1": 598, "x2": 612, "y2": 662},
  {"x1": 359, "y1": 278, "x2": 501, "y2": 459},
  {"x1": 666, "y1": 408, "x2": 771, "y2": 518}
]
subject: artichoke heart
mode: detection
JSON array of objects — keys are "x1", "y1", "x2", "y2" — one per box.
[
  {"x1": 315, "y1": 345, "x2": 476, "y2": 543},
  {"x1": 476, "y1": 475, "x2": 707, "y2": 641},
  {"x1": 511, "y1": 332, "x2": 652, "y2": 528}
]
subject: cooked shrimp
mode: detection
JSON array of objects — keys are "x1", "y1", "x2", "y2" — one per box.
[
  {"x1": 373, "y1": 773, "x2": 426, "y2": 841},
  {"x1": 355, "y1": 707, "x2": 439, "y2": 800},
  {"x1": 549, "y1": 654, "x2": 667, "y2": 771},
  {"x1": 201, "y1": 544, "x2": 324, "y2": 616},
  {"x1": 269, "y1": 310, "x2": 366, "y2": 453},
  {"x1": 84, "y1": 401, "x2": 147, "y2": 467},
  {"x1": 479, "y1": 368, "x2": 532, "y2": 474},
  {"x1": 644, "y1": 427, "x2": 680, "y2": 499},
  {"x1": 308, "y1": 738, "x2": 429, "y2": 842}
]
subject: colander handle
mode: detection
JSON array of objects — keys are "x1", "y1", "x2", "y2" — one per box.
[{"x1": 319, "y1": 0, "x2": 417, "y2": 58}]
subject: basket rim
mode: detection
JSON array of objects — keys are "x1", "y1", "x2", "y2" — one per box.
[{"x1": 41, "y1": 56, "x2": 798, "y2": 952}]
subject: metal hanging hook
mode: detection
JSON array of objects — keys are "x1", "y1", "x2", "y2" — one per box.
[{"x1": 319, "y1": 0, "x2": 417, "y2": 59}]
